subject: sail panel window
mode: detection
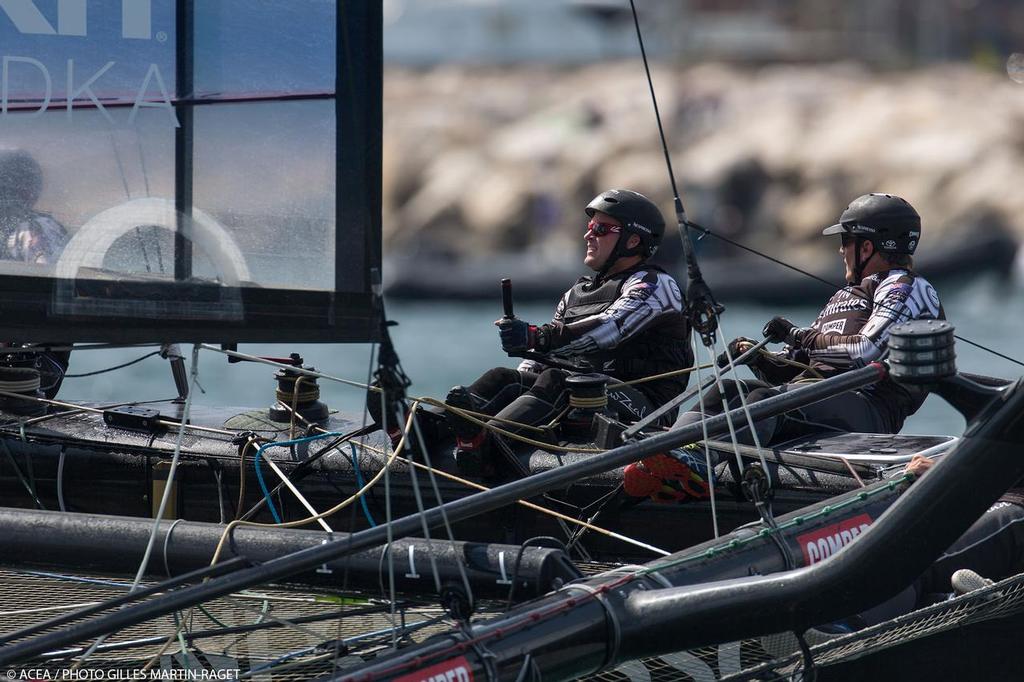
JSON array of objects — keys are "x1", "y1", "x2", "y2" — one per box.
[
  {"x1": 194, "y1": 0, "x2": 336, "y2": 97},
  {"x1": 0, "y1": 1, "x2": 380, "y2": 343},
  {"x1": 192, "y1": 101, "x2": 336, "y2": 293}
]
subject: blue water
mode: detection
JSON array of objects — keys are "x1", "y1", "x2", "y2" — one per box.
[{"x1": 57, "y1": 276, "x2": 1023, "y2": 437}]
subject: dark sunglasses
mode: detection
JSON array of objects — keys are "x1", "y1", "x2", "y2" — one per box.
[
  {"x1": 841, "y1": 233, "x2": 859, "y2": 247},
  {"x1": 586, "y1": 219, "x2": 622, "y2": 237}
]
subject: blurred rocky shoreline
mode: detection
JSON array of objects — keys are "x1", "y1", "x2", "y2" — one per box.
[{"x1": 382, "y1": 62, "x2": 1024, "y2": 295}]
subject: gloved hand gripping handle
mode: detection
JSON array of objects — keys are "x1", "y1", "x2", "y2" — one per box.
[{"x1": 501, "y1": 278, "x2": 514, "y2": 320}]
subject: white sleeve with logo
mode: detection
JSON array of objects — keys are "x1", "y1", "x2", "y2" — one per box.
[{"x1": 807, "y1": 272, "x2": 942, "y2": 368}]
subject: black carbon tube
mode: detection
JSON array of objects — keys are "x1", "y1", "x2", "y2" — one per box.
[{"x1": 0, "y1": 363, "x2": 887, "y2": 665}]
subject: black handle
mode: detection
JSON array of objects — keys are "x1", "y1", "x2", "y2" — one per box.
[{"x1": 501, "y1": 278, "x2": 515, "y2": 319}]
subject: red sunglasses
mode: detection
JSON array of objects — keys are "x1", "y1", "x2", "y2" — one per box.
[{"x1": 586, "y1": 219, "x2": 622, "y2": 237}]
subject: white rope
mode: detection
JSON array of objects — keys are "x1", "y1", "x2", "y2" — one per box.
[
  {"x1": 691, "y1": 330, "x2": 720, "y2": 539},
  {"x1": 399, "y1": 404, "x2": 443, "y2": 595},
  {"x1": 73, "y1": 344, "x2": 202, "y2": 669},
  {"x1": 259, "y1": 456, "x2": 332, "y2": 532}
]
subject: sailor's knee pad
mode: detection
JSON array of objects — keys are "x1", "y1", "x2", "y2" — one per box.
[{"x1": 468, "y1": 366, "x2": 522, "y2": 399}]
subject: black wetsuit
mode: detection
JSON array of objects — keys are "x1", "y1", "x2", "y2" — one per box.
[
  {"x1": 675, "y1": 269, "x2": 944, "y2": 445},
  {"x1": 857, "y1": 489, "x2": 1024, "y2": 627},
  {"x1": 460, "y1": 264, "x2": 692, "y2": 439}
]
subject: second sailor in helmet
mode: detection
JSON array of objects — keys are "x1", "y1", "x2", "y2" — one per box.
[{"x1": 625, "y1": 193, "x2": 945, "y2": 504}]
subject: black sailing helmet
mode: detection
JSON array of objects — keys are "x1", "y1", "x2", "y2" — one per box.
[
  {"x1": 585, "y1": 188, "x2": 665, "y2": 260},
  {"x1": 822, "y1": 193, "x2": 921, "y2": 255}
]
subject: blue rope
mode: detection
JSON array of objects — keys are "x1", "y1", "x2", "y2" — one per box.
[
  {"x1": 253, "y1": 432, "x2": 345, "y2": 524},
  {"x1": 350, "y1": 443, "x2": 377, "y2": 527}
]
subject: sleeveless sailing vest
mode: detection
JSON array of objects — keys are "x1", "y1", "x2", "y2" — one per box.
[{"x1": 561, "y1": 265, "x2": 693, "y2": 405}]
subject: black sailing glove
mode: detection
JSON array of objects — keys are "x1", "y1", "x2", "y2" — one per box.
[
  {"x1": 763, "y1": 316, "x2": 799, "y2": 345},
  {"x1": 495, "y1": 318, "x2": 536, "y2": 353}
]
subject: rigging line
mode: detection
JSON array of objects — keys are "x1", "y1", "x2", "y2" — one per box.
[
  {"x1": 409, "y1": 405, "x2": 478, "y2": 605},
  {"x1": 628, "y1": 0, "x2": 724, "y2": 353},
  {"x1": 2, "y1": 342, "x2": 159, "y2": 354},
  {"x1": 630, "y1": 0, "x2": 1014, "y2": 372},
  {"x1": 688, "y1": 218, "x2": 1024, "y2": 369},
  {"x1": 361, "y1": 443, "x2": 670, "y2": 557},
  {"x1": 628, "y1": 0, "x2": 680, "y2": 201},
  {"x1": 397, "y1": 405, "x2": 443, "y2": 595},
  {"x1": 0, "y1": 388, "x2": 235, "y2": 438},
  {"x1": 610, "y1": 362, "x2": 716, "y2": 388},
  {"x1": 62, "y1": 350, "x2": 161, "y2": 377},
  {"x1": 351, "y1": 444, "x2": 377, "y2": 526},
  {"x1": 253, "y1": 437, "x2": 336, "y2": 531},
  {"x1": 39, "y1": 604, "x2": 396, "y2": 660},
  {"x1": 714, "y1": 329, "x2": 773, "y2": 485},
  {"x1": 14, "y1": 395, "x2": 176, "y2": 421},
  {"x1": 426, "y1": 400, "x2": 548, "y2": 435},
  {"x1": 692, "y1": 330, "x2": 720, "y2": 539},
  {"x1": 703, "y1": 344, "x2": 751, "y2": 484},
  {"x1": 237, "y1": 424, "x2": 379, "y2": 522},
  {"x1": 199, "y1": 344, "x2": 376, "y2": 391},
  {"x1": 205, "y1": 413, "x2": 411, "y2": 569},
  {"x1": 418, "y1": 397, "x2": 600, "y2": 452},
  {"x1": 380, "y1": 390, "x2": 398, "y2": 647},
  {"x1": 73, "y1": 344, "x2": 202, "y2": 670},
  {"x1": 0, "y1": 440, "x2": 45, "y2": 510},
  {"x1": 0, "y1": 559, "x2": 249, "y2": 645},
  {"x1": 334, "y1": 336, "x2": 379, "y2": 675}
]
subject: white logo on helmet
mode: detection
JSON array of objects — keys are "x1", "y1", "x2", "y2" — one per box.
[
  {"x1": 908, "y1": 240, "x2": 917, "y2": 251},
  {"x1": 629, "y1": 221, "x2": 651, "y2": 235},
  {"x1": 882, "y1": 239, "x2": 897, "y2": 250}
]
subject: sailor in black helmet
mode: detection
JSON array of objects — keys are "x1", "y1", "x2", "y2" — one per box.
[
  {"x1": 627, "y1": 194, "x2": 945, "y2": 502},
  {"x1": 0, "y1": 149, "x2": 67, "y2": 265},
  {"x1": 445, "y1": 189, "x2": 693, "y2": 476},
  {"x1": 708, "y1": 193, "x2": 941, "y2": 438},
  {"x1": 0, "y1": 149, "x2": 70, "y2": 398}
]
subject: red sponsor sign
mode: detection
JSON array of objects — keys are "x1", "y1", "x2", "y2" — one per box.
[
  {"x1": 797, "y1": 513, "x2": 873, "y2": 565},
  {"x1": 395, "y1": 656, "x2": 474, "y2": 682}
]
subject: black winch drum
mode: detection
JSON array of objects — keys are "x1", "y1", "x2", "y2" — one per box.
[
  {"x1": 0, "y1": 366, "x2": 45, "y2": 416},
  {"x1": 563, "y1": 373, "x2": 611, "y2": 441},
  {"x1": 887, "y1": 319, "x2": 956, "y2": 383}
]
